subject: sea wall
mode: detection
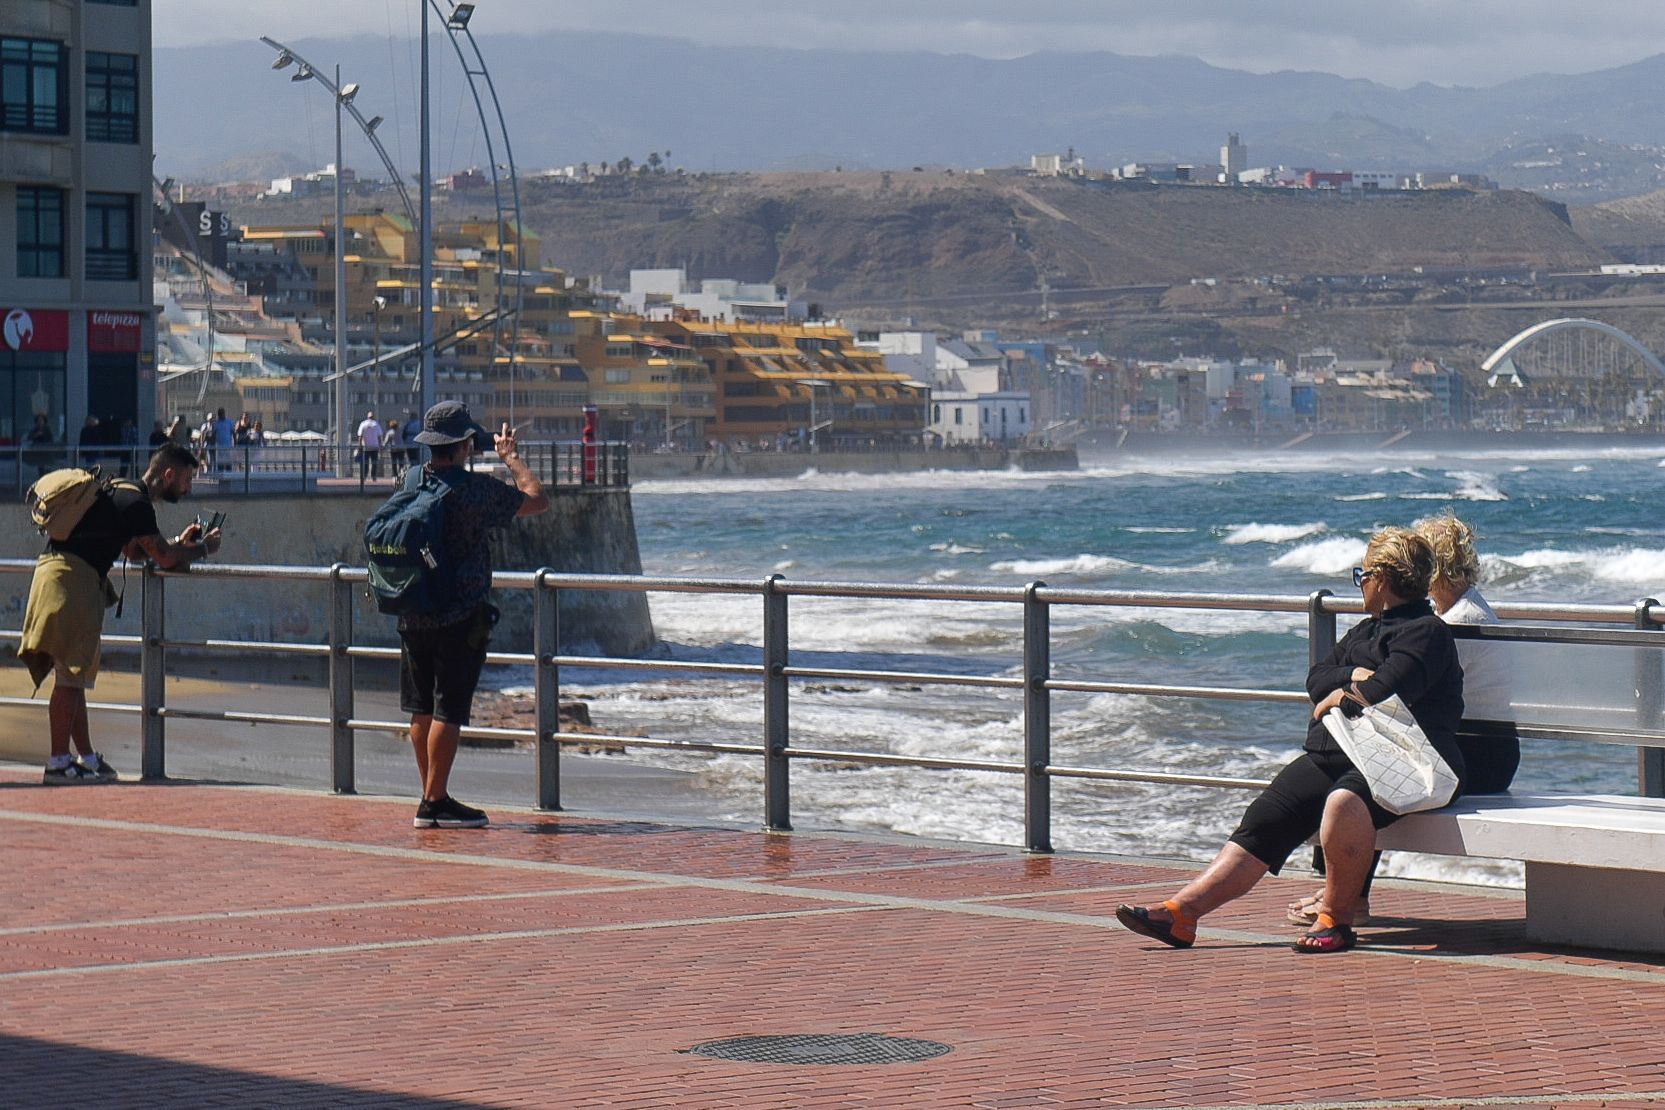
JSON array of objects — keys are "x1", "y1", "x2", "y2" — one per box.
[
  {"x1": 632, "y1": 447, "x2": 1076, "y2": 480},
  {"x1": 0, "y1": 489, "x2": 656, "y2": 661}
]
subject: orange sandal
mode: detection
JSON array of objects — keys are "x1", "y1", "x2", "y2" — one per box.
[
  {"x1": 1115, "y1": 900, "x2": 1197, "y2": 949},
  {"x1": 1293, "y1": 913, "x2": 1357, "y2": 954}
]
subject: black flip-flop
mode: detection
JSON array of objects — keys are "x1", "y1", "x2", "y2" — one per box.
[
  {"x1": 1292, "y1": 923, "x2": 1357, "y2": 953},
  {"x1": 1115, "y1": 904, "x2": 1195, "y2": 949}
]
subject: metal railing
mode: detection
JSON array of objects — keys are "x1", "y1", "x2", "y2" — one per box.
[
  {"x1": 3, "y1": 441, "x2": 630, "y2": 496},
  {"x1": 1, "y1": 558, "x2": 1662, "y2": 852}
]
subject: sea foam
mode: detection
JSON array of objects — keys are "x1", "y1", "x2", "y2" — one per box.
[
  {"x1": 1270, "y1": 537, "x2": 1368, "y2": 576},
  {"x1": 1222, "y1": 522, "x2": 1327, "y2": 545}
]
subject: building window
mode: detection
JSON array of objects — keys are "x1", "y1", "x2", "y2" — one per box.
[
  {"x1": 17, "y1": 187, "x2": 65, "y2": 278},
  {"x1": 1, "y1": 37, "x2": 67, "y2": 135},
  {"x1": 86, "y1": 52, "x2": 139, "y2": 143},
  {"x1": 0, "y1": 350, "x2": 67, "y2": 446},
  {"x1": 86, "y1": 193, "x2": 137, "y2": 281},
  {"x1": 604, "y1": 369, "x2": 631, "y2": 384}
]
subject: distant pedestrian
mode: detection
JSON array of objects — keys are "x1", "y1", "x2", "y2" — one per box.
[
  {"x1": 395, "y1": 401, "x2": 549, "y2": 828},
  {"x1": 212, "y1": 408, "x2": 234, "y2": 472},
  {"x1": 357, "y1": 410, "x2": 383, "y2": 479},
  {"x1": 383, "y1": 418, "x2": 402, "y2": 475},
  {"x1": 402, "y1": 410, "x2": 423, "y2": 468},
  {"x1": 21, "y1": 444, "x2": 222, "y2": 784},
  {"x1": 147, "y1": 421, "x2": 168, "y2": 448}
]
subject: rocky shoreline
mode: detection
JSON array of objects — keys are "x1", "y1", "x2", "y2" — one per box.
[{"x1": 469, "y1": 691, "x2": 633, "y2": 755}]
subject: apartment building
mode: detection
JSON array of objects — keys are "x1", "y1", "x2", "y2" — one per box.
[
  {"x1": 1, "y1": 0, "x2": 153, "y2": 450},
  {"x1": 649, "y1": 317, "x2": 928, "y2": 447}
]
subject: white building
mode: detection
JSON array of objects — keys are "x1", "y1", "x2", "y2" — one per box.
[
  {"x1": 864, "y1": 331, "x2": 938, "y2": 383},
  {"x1": 1221, "y1": 133, "x2": 1247, "y2": 182},
  {"x1": 929, "y1": 391, "x2": 1030, "y2": 445},
  {"x1": 1031, "y1": 151, "x2": 1085, "y2": 177},
  {"x1": 620, "y1": 268, "x2": 804, "y2": 322},
  {"x1": 1352, "y1": 171, "x2": 1402, "y2": 191},
  {"x1": 936, "y1": 335, "x2": 1007, "y2": 393}
]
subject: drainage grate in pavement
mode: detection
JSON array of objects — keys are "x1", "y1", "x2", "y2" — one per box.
[{"x1": 689, "y1": 1033, "x2": 952, "y2": 1066}]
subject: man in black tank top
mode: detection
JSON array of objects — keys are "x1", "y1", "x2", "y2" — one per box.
[{"x1": 20, "y1": 444, "x2": 222, "y2": 785}]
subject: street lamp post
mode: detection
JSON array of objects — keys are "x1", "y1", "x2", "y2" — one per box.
[
  {"x1": 332, "y1": 66, "x2": 357, "y2": 474},
  {"x1": 371, "y1": 295, "x2": 387, "y2": 416},
  {"x1": 797, "y1": 378, "x2": 829, "y2": 452},
  {"x1": 419, "y1": 0, "x2": 435, "y2": 416},
  {"x1": 269, "y1": 49, "x2": 357, "y2": 473}
]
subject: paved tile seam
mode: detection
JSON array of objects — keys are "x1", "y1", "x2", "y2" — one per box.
[
  {"x1": 0, "y1": 883, "x2": 669, "y2": 938},
  {"x1": 0, "y1": 903, "x2": 896, "y2": 982},
  {"x1": 1, "y1": 808, "x2": 1645, "y2": 986},
  {"x1": 1181, "y1": 1090, "x2": 1665, "y2": 1110},
  {"x1": 766, "y1": 853, "x2": 1012, "y2": 879},
  {"x1": 960, "y1": 878, "x2": 1192, "y2": 903}
]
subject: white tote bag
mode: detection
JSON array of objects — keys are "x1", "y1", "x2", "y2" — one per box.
[{"x1": 1322, "y1": 693, "x2": 1459, "y2": 815}]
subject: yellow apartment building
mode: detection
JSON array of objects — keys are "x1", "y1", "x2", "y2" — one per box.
[
  {"x1": 235, "y1": 212, "x2": 716, "y2": 439},
  {"x1": 646, "y1": 316, "x2": 929, "y2": 447}
]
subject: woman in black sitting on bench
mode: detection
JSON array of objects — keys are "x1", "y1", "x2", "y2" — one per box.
[
  {"x1": 1288, "y1": 512, "x2": 1514, "y2": 928},
  {"x1": 1115, "y1": 526, "x2": 1467, "y2": 954}
]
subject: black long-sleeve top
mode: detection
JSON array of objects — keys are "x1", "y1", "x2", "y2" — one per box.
[{"x1": 1305, "y1": 598, "x2": 1466, "y2": 779}]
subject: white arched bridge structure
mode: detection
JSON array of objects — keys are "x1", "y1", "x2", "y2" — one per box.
[{"x1": 1482, "y1": 318, "x2": 1665, "y2": 387}]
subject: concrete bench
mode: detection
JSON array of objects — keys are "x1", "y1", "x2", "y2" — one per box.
[{"x1": 1376, "y1": 790, "x2": 1665, "y2": 952}]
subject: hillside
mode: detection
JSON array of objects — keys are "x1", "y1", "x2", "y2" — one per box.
[
  {"x1": 1571, "y1": 188, "x2": 1665, "y2": 261},
  {"x1": 226, "y1": 172, "x2": 1610, "y2": 309},
  {"x1": 160, "y1": 34, "x2": 1665, "y2": 200},
  {"x1": 512, "y1": 174, "x2": 1606, "y2": 304}
]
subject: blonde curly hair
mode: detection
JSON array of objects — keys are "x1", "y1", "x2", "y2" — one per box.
[
  {"x1": 1413, "y1": 512, "x2": 1481, "y2": 593},
  {"x1": 1363, "y1": 526, "x2": 1435, "y2": 600}
]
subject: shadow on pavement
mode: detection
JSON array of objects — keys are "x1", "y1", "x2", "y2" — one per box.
[{"x1": 0, "y1": 1033, "x2": 494, "y2": 1107}]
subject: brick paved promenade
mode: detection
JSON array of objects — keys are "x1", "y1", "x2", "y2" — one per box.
[{"x1": 4, "y1": 765, "x2": 1664, "y2": 1109}]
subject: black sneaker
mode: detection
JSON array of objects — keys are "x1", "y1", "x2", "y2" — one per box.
[
  {"x1": 79, "y1": 753, "x2": 119, "y2": 781},
  {"x1": 432, "y1": 796, "x2": 488, "y2": 828},
  {"x1": 43, "y1": 762, "x2": 101, "y2": 785},
  {"x1": 413, "y1": 798, "x2": 439, "y2": 829}
]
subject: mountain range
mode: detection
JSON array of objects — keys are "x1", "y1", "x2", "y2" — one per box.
[{"x1": 158, "y1": 32, "x2": 1665, "y2": 201}]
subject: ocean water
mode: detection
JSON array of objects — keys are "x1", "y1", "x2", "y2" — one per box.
[{"x1": 558, "y1": 445, "x2": 1665, "y2": 886}]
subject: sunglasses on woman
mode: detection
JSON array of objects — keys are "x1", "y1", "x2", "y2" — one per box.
[{"x1": 1351, "y1": 566, "x2": 1378, "y2": 588}]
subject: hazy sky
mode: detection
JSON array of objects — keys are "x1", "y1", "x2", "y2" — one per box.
[{"x1": 161, "y1": 1, "x2": 1664, "y2": 88}]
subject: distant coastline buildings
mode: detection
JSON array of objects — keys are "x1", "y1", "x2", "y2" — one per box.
[{"x1": 1032, "y1": 132, "x2": 1496, "y2": 194}]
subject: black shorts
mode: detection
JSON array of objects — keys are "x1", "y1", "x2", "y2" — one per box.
[
  {"x1": 398, "y1": 605, "x2": 495, "y2": 725},
  {"x1": 1228, "y1": 748, "x2": 1402, "y2": 874}
]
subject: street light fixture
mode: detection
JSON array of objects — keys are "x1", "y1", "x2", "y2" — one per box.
[
  {"x1": 270, "y1": 50, "x2": 294, "y2": 70},
  {"x1": 447, "y1": 3, "x2": 476, "y2": 30},
  {"x1": 797, "y1": 378, "x2": 831, "y2": 453}
]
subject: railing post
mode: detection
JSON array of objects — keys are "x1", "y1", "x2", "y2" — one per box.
[
  {"x1": 1635, "y1": 598, "x2": 1664, "y2": 797},
  {"x1": 1307, "y1": 589, "x2": 1337, "y2": 667},
  {"x1": 139, "y1": 565, "x2": 166, "y2": 780},
  {"x1": 1023, "y1": 580, "x2": 1052, "y2": 853},
  {"x1": 328, "y1": 563, "x2": 356, "y2": 794},
  {"x1": 534, "y1": 567, "x2": 562, "y2": 811},
  {"x1": 762, "y1": 574, "x2": 791, "y2": 831}
]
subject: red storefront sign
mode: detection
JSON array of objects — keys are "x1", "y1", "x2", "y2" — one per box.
[
  {"x1": 88, "y1": 310, "x2": 147, "y2": 353},
  {"x1": 1, "y1": 308, "x2": 70, "y2": 353}
]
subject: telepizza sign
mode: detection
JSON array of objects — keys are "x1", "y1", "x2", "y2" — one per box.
[
  {"x1": 1, "y1": 308, "x2": 70, "y2": 353},
  {"x1": 88, "y1": 310, "x2": 146, "y2": 353}
]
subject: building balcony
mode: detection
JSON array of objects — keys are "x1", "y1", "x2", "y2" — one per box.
[
  {"x1": 1, "y1": 0, "x2": 73, "y2": 38},
  {"x1": 0, "y1": 132, "x2": 72, "y2": 185}
]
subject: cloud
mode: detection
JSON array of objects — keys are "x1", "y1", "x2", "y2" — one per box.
[{"x1": 157, "y1": 1, "x2": 1665, "y2": 88}]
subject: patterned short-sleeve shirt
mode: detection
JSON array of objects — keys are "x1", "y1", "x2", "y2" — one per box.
[{"x1": 397, "y1": 465, "x2": 525, "y2": 630}]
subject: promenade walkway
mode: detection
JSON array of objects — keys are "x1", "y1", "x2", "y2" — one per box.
[{"x1": 4, "y1": 765, "x2": 1664, "y2": 1109}]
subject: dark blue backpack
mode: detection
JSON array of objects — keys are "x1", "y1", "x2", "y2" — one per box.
[{"x1": 364, "y1": 466, "x2": 463, "y2": 615}]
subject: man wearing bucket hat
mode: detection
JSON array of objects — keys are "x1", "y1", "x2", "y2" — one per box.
[{"x1": 399, "y1": 400, "x2": 548, "y2": 828}]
